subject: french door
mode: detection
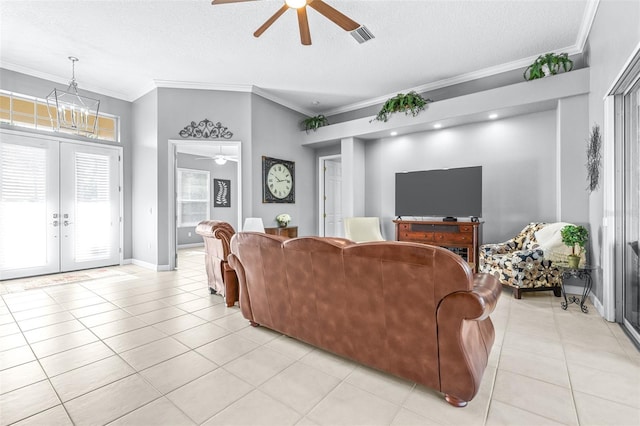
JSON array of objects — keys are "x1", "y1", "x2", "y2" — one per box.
[
  {"x1": 622, "y1": 81, "x2": 640, "y2": 341},
  {"x1": 0, "y1": 132, "x2": 121, "y2": 280}
]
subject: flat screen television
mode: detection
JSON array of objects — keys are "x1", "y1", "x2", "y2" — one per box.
[{"x1": 395, "y1": 166, "x2": 482, "y2": 218}]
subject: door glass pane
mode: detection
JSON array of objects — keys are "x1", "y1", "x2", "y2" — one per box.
[
  {"x1": 0, "y1": 143, "x2": 48, "y2": 269},
  {"x1": 624, "y1": 84, "x2": 640, "y2": 334},
  {"x1": 74, "y1": 152, "x2": 112, "y2": 262}
]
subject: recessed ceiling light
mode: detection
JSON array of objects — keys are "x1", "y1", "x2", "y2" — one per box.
[
  {"x1": 390, "y1": 131, "x2": 398, "y2": 136},
  {"x1": 312, "y1": 100, "x2": 320, "y2": 105},
  {"x1": 489, "y1": 113, "x2": 498, "y2": 119},
  {"x1": 433, "y1": 123, "x2": 442, "y2": 129}
]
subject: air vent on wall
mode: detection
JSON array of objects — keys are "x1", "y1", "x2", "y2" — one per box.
[{"x1": 350, "y1": 25, "x2": 375, "y2": 44}]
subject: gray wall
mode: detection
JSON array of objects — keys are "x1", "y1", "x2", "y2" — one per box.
[
  {"x1": 0, "y1": 68, "x2": 134, "y2": 260},
  {"x1": 155, "y1": 88, "x2": 252, "y2": 266},
  {"x1": 250, "y1": 94, "x2": 313, "y2": 233},
  {"x1": 585, "y1": 0, "x2": 640, "y2": 301},
  {"x1": 365, "y1": 110, "x2": 558, "y2": 243},
  {"x1": 176, "y1": 152, "x2": 238, "y2": 245}
]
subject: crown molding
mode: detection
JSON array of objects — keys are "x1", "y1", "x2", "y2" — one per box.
[
  {"x1": 576, "y1": 0, "x2": 600, "y2": 53},
  {"x1": 322, "y1": 1, "x2": 598, "y2": 117},
  {"x1": 0, "y1": 61, "x2": 131, "y2": 101},
  {"x1": 322, "y1": 44, "x2": 582, "y2": 117},
  {"x1": 251, "y1": 86, "x2": 314, "y2": 116},
  {"x1": 153, "y1": 79, "x2": 253, "y2": 93}
]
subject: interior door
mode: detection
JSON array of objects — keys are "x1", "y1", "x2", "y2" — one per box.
[
  {"x1": 323, "y1": 158, "x2": 343, "y2": 237},
  {"x1": 60, "y1": 143, "x2": 120, "y2": 271},
  {"x1": 0, "y1": 134, "x2": 60, "y2": 280}
]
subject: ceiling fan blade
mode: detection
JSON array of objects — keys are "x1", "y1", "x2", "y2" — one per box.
[
  {"x1": 211, "y1": 0, "x2": 258, "y2": 5},
  {"x1": 297, "y1": 7, "x2": 312, "y2": 45},
  {"x1": 254, "y1": 4, "x2": 289, "y2": 38},
  {"x1": 308, "y1": 0, "x2": 360, "y2": 31}
]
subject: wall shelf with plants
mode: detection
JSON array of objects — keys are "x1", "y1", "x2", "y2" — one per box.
[{"x1": 299, "y1": 67, "x2": 590, "y2": 147}]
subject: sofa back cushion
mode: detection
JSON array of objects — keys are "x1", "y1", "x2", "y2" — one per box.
[{"x1": 231, "y1": 233, "x2": 474, "y2": 389}]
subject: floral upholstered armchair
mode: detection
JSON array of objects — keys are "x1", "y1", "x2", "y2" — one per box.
[{"x1": 479, "y1": 223, "x2": 564, "y2": 299}]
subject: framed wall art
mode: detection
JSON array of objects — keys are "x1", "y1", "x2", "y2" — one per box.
[{"x1": 214, "y1": 178, "x2": 231, "y2": 207}]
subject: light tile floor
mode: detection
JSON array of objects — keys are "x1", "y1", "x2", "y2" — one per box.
[{"x1": 1, "y1": 249, "x2": 639, "y2": 426}]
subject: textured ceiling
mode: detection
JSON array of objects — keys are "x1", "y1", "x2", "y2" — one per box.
[{"x1": 0, "y1": 0, "x2": 593, "y2": 115}]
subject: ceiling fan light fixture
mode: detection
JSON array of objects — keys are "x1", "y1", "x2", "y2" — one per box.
[
  {"x1": 214, "y1": 155, "x2": 228, "y2": 165},
  {"x1": 285, "y1": 0, "x2": 307, "y2": 9}
]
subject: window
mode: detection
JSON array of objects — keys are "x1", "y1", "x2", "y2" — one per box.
[
  {"x1": 177, "y1": 168, "x2": 210, "y2": 227},
  {"x1": 0, "y1": 90, "x2": 119, "y2": 142}
]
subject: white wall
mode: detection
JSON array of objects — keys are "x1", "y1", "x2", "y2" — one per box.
[
  {"x1": 131, "y1": 89, "x2": 159, "y2": 265},
  {"x1": 365, "y1": 110, "x2": 577, "y2": 244}
]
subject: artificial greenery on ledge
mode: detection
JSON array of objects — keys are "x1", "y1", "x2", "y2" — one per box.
[
  {"x1": 523, "y1": 52, "x2": 573, "y2": 80},
  {"x1": 302, "y1": 114, "x2": 329, "y2": 133},
  {"x1": 372, "y1": 91, "x2": 432, "y2": 123}
]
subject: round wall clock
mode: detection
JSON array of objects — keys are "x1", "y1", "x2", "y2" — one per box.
[{"x1": 262, "y1": 156, "x2": 295, "y2": 203}]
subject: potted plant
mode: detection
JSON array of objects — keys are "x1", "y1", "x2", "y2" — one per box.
[
  {"x1": 372, "y1": 91, "x2": 432, "y2": 123},
  {"x1": 560, "y1": 224, "x2": 588, "y2": 268},
  {"x1": 302, "y1": 114, "x2": 328, "y2": 133},
  {"x1": 524, "y1": 52, "x2": 574, "y2": 80},
  {"x1": 276, "y1": 213, "x2": 291, "y2": 228}
]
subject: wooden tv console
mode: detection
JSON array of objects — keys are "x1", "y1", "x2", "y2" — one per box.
[{"x1": 393, "y1": 220, "x2": 482, "y2": 272}]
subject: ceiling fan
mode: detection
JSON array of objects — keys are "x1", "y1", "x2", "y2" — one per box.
[{"x1": 211, "y1": 0, "x2": 362, "y2": 45}]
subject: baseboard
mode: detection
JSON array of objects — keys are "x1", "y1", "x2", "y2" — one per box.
[
  {"x1": 131, "y1": 259, "x2": 171, "y2": 272},
  {"x1": 122, "y1": 259, "x2": 133, "y2": 265},
  {"x1": 177, "y1": 243, "x2": 204, "y2": 249},
  {"x1": 592, "y1": 294, "x2": 608, "y2": 320}
]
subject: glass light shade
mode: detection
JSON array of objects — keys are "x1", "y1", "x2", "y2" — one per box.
[
  {"x1": 46, "y1": 88, "x2": 100, "y2": 135},
  {"x1": 285, "y1": 0, "x2": 306, "y2": 8},
  {"x1": 214, "y1": 155, "x2": 227, "y2": 165}
]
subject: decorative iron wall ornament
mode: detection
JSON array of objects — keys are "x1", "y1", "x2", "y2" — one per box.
[
  {"x1": 179, "y1": 119, "x2": 233, "y2": 139},
  {"x1": 586, "y1": 124, "x2": 602, "y2": 192}
]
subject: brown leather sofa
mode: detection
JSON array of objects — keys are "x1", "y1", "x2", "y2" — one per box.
[
  {"x1": 195, "y1": 220, "x2": 238, "y2": 307},
  {"x1": 228, "y1": 232, "x2": 501, "y2": 407}
]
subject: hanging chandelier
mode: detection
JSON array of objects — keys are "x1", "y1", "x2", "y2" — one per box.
[{"x1": 47, "y1": 56, "x2": 100, "y2": 135}]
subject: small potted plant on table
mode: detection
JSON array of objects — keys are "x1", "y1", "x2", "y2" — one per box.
[
  {"x1": 560, "y1": 224, "x2": 588, "y2": 268},
  {"x1": 276, "y1": 213, "x2": 291, "y2": 228}
]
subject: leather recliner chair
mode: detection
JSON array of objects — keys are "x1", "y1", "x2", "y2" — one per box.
[{"x1": 195, "y1": 220, "x2": 238, "y2": 307}]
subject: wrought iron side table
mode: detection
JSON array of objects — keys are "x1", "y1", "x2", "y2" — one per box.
[{"x1": 559, "y1": 264, "x2": 596, "y2": 313}]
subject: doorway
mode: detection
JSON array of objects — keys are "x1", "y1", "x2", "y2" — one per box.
[
  {"x1": 0, "y1": 131, "x2": 122, "y2": 280},
  {"x1": 168, "y1": 140, "x2": 242, "y2": 270},
  {"x1": 319, "y1": 155, "x2": 343, "y2": 237}
]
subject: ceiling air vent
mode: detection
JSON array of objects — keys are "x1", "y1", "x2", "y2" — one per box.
[{"x1": 350, "y1": 25, "x2": 375, "y2": 44}]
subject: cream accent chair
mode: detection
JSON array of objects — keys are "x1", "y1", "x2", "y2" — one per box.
[{"x1": 344, "y1": 217, "x2": 385, "y2": 242}]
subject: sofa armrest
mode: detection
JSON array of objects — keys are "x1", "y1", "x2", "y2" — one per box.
[
  {"x1": 227, "y1": 253, "x2": 256, "y2": 326},
  {"x1": 436, "y1": 273, "x2": 501, "y2": 404},
  {"x1": 480, "y1": 240, "x2": 518, "y2": 257}
]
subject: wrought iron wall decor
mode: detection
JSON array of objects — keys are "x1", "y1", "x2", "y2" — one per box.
[
  {"x1": 214, "y1": 178, "x2": 231, "y2": 207},
  {"x1": 586, "y1": 124, "x2": 602, "y2": 192},
  {"x1": 179, "y1": 119, "x2": 233, "y2": 139}
]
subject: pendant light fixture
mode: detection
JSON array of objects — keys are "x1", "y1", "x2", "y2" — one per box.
[{"x1": 47, "y1": 56, "x2": 100, "y2": 136}]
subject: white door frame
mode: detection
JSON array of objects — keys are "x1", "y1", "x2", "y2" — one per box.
[
  {"x1": 168, "y1": 139, "x2": 242, "y2": 270},
  {"x1": 318, "y1": 154, "x2": 341, "y2": 237},
  {"x1": 602, "y1": 41, "x2": 640, "y2": 321}
]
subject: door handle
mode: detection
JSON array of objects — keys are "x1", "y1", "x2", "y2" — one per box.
[
  {"x1": 63, "y1": 220, "x2": 73, "y2": 226},
  {"x1": 51, "y1": 220, "x2": 58, "y2": 227}
]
